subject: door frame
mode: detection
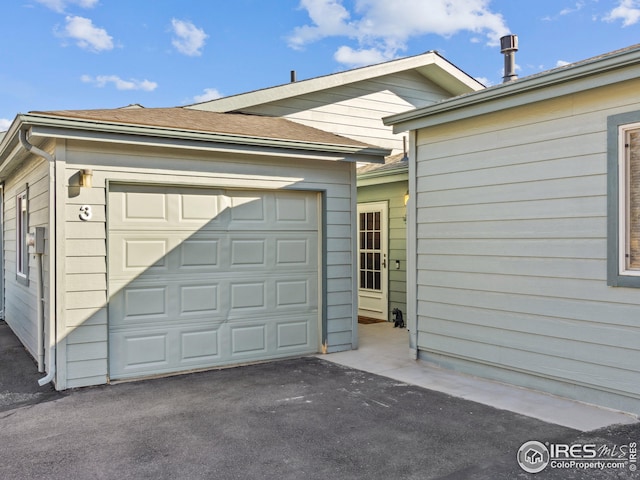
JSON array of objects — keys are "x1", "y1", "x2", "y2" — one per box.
[{"x1": 357, "y1": 201, "x2": 389, "y2": 320}]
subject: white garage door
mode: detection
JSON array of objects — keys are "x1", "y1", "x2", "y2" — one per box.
[{"x1": 108, "y1": 184, "x2": 320, "y2": 380}]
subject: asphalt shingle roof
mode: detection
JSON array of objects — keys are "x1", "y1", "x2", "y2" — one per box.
[{"x1": 32, "y1": 107, "x2": 373, "y2": 148}]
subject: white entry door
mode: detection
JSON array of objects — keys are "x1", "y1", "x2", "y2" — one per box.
[
  {"x1": 108, "y1": 184, "x2": 320, "y2": 380},
  {"x1": 357, "y1": 202, "x2": 388, "y2": 320}
]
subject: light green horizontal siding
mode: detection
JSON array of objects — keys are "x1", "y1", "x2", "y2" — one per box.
[
  {"x1": 414, "y1": 78, "x2": 640, "y2": 414},
  {"x1": 3, "y1": 156, "x2": 50, "y2": 360}
]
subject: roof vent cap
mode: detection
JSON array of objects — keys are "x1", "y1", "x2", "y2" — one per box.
[{"x1": 500, "y1": 34, "x2": 519, "y2": 83}]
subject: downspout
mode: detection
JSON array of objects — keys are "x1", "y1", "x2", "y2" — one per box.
[
  {"x1": 407, "y1": 130, "x2": 418, "y2": 359},
  {"x1": 18, "y1": 129, "x2": 56, "y2": 386}
]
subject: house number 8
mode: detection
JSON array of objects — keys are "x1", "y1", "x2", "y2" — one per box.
[{"x1": 79, "y1": 205, "x2": 93, "y2": 221}]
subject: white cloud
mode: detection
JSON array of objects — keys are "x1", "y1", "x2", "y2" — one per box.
[
  {"x1": 36, "y1": 0, "x2": 99, "y2": 13},
  {"x1": 289, "y1": 0, "x2": 356, "y2": 50},
  {"x1": 171, "y1": 19, "x2": 208, "y2": 56},
  {"x1": 0, "y1": 118, "x2": 12, "y2": 131},
  {"x1": 556, "y1": 60, "x2": 571, "y2": 67},
  {"x1": 559, "y1": 1, "x2": 585, "y2": 16},
  {"x1": 192, "y1": 88, "x2": 223, "y2": 103},
  {"x1": 333, "y1": 45, "x2": 389, "y2": 66},
  {"x1": 61, "y1": 15, "x2": 113, "y2": 52},
  {"x1": 603, "y1": 0, "x2": 640, "y2": 26},
  {"x1": 474, "y1": 76, "x2": 490, "y2": 86},
  {"x1": 82, "y1": 74, "x2": 158, "y2": 91},
  {"x1": 289, "y1": 0, "x2": 510, "y2": 66}
]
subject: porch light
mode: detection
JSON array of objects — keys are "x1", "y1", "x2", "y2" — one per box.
[
  {"x1": 79, "y1": 169, "x2": 93, "y2": 188},
  {"x1": 403, "y1": 190, "x2": 409, "y2": 223}
]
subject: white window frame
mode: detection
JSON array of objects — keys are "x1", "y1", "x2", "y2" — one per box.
[
  {"x1": 608, "y1": 112, "x2": 640, "y2": 287},
  {"x1": 618, "y1": 123, "x2": 640, "y2": 277},
  {"x1": 16, "y1": 189, "x2": 28, "y2": 284}
]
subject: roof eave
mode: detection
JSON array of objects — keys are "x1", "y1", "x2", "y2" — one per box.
[
  {"x1": 384, "y1": 45, "x2": 640, "y2": 132},
  {"x1": 188, "y1": 51, "x2": 483, "y2": 113},
  {"x1": 357, "y1": 166, "x2": 409, "y2": 187},
  {"x1": 0, "y1": 113, "x2": 390, "y2": 172}
]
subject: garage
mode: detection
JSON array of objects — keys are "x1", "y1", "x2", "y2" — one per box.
[
  {"x1": 108, "y1": 184, "x2": 320, "y2": 380},
  {"x1": 0, "y1": 107, "x2": 388, "y2": 389}
]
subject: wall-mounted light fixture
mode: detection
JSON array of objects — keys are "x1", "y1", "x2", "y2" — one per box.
[
  {"x1": 79, "y1": 169, "x2": 93, "y2": 188},
  {"x1": 403, "y1": 190, "x2": 409, "y2": 223}
]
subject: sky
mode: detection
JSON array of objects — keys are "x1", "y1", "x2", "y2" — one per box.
[{"x1": 2, "y1": 0, "x2": 640, "y2": 131}]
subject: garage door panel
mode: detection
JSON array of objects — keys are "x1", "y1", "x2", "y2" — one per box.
[
  {"x1": 276, "y1": 237, "x2": 315, "y2": 267},
  {"x1": 111, "y1": 233, "x2": 316, "y2": 278},
  {"x1": 179, "y1": 284, "x2": 219, "y2": 315},
  {"x1": 275, "y1": 192, "x2": 317, "y2": 226},
  {"x1": 231, "y1": 324, "x2": 266, "y2": 355},
  {"x1": 110, "y1": 233, "x2": 222, "y2": 278},
  {"x1": 276, "y1": 279, "x2": 310, "y2": 307},
  {"x1": 230, "y1": 239, "x2": 266, "y2": 266},
  {"x1": 179, "y1": 191, "x2": 225, "y2": 224},
  {"x1": 229, "y1": 193, "x2": 266, "y2": 223},
  {"x1": 230, "y1": 282, "x2": 266, "y2": 310},
  {"x1": 277, "y1": 320, "x2": 311, "y2": 349},
  {"x1": 180, "y1": 239, "x2": 219, "y2": 268},
  {"x1": 180, "y1": 329, "x2": 220, "y2": 361},
  {"x1": 109, "y1": 185, "x2": 320, "y2": 380},
  {"x1": 110, "y1": 332, "x2": 169, "y2": 372},
  {"x1": 110, "y1": 281, "x2": 216, "y2": 326},
  {"x1": 125, "y1": 239, "x2": 168, "y2": 269}
]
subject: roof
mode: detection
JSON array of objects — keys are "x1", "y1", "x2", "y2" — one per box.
[
  {"x1": 0, "y1": 108, "x2": 391, "y2": 178},
  {"x1": 187, "y1": 51, "x2": 484, "y2": 113},
  {"x1": 357, "y1": 152, "x2": 408, "y2": 176},
  {"x1": 32, "y1": 107, "x2": 372, "y2": 147},
  {"x1": 385, "y1": 43, "x2": 640, "y2": 132}
]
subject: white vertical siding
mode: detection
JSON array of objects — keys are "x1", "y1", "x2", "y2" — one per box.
[
  {"x1": 415, "y1": 79, "x2": 640, "y2": 413},
  {"x1": 3, "y1": 155, "x2": 49, "y2": 359},
  {"x1": 62, "y1": 142, "x2": 358, "y2": 387}
]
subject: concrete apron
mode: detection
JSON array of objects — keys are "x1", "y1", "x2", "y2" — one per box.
[{"x1": 321, "y1": 322, "x2": 638, "y2": 431}]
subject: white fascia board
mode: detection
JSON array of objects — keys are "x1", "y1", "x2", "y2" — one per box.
[
  {"x1": 189, "y1": 52, "x2": 483, "y2": 113},
  {"x1": 357, "y1": 171, "x2": 409, "y2": 187},
  {"x1": 23, "y1": 117, "x2": 390, "y2": 163},
  {"x1": 0, "y1": 116, "x2": 22, "y2": 160},
  {"x1": 416, "y1": 56, "x2": 485, "y2": 95},
  {"x1": 385, "y1": 46, "x2": 640, "y2": 132}
]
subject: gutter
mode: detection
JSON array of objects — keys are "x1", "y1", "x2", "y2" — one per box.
[
  {"x1": 20, "y1": 113, "x2": 389, "y2": 159},
  {"x1": 18, "y1": 129, "x2": 56, "y2": 387}
]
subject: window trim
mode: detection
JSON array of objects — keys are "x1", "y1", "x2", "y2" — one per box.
[
  {"x1": 607, "y1": 112, "x2": 640, "y2": 287},
  {"x1": 16, "y1": 186, "x2": 29, "y2": 286}
]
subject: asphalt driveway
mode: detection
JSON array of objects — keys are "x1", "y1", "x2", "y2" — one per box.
[{"x1": 0, "y1": 322, "x2": 638, "y2": 479}]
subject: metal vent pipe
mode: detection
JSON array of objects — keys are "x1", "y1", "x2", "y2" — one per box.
[{"x1": 500, "y1": 34, "x2": 518, "y2": 83}]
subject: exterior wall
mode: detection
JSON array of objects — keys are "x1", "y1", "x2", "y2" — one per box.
[
  {"x1": 229, "y1": 71, "x2": 450, "y2": 154},
  {"x1": 3, "y1": 154, "x2": 50, "y2": 360},
  {"x1": 414, "y1": 78, "x2": 640, "y2": 414},
  {"x1": 357, "y1": 179, "x2": 408, "y2": 318},
  {"x1": 60, "y1": 140, "x2": 358, "y2": 389}
]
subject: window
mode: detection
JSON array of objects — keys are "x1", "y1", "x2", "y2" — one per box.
[
  {"x1": 608, "y1": 112, "x2": 640, "y2": 287},
  {"x1": 16, "y1": 188, "x2": 28, "y2": 285}
]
